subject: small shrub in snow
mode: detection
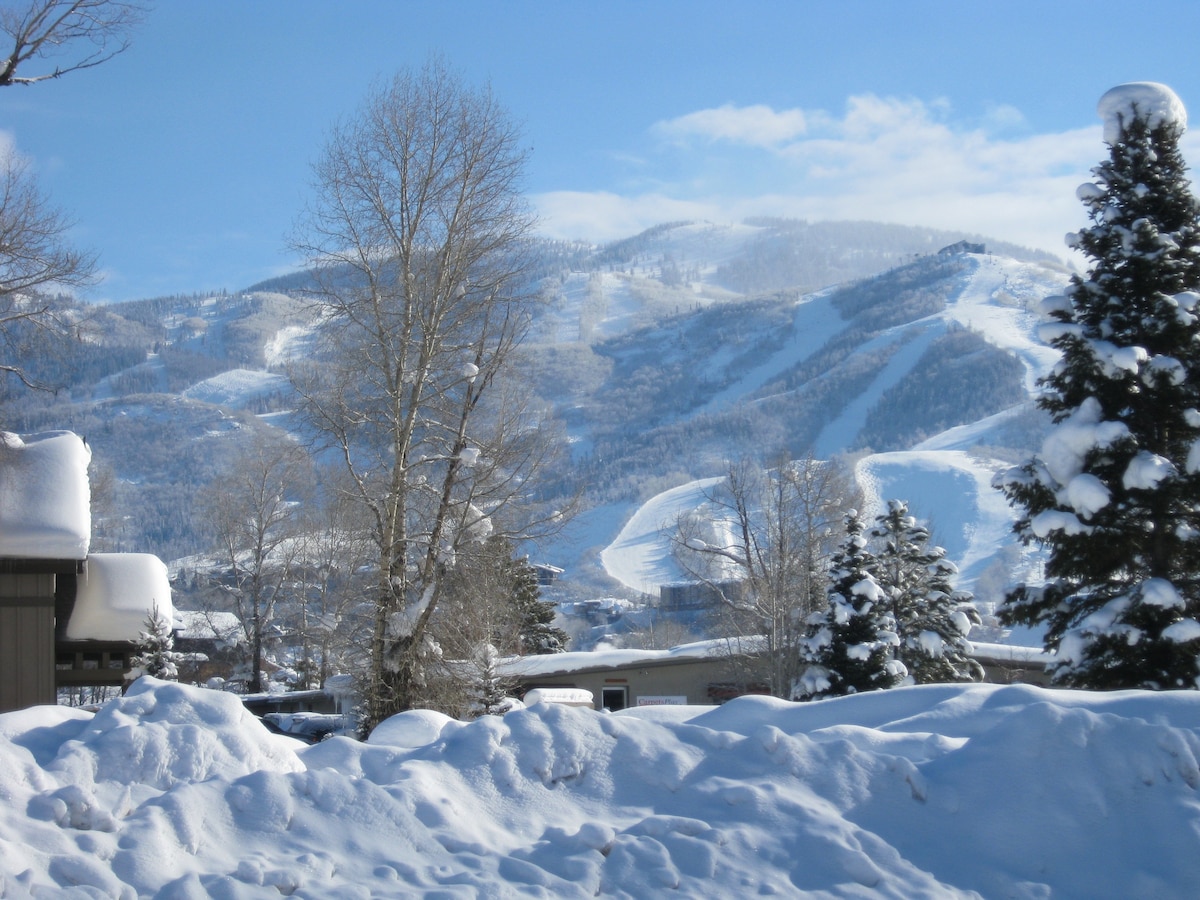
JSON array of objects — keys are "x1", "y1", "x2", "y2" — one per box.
[{"x1": 127, "y1": 604, "x2": 184, "y2": 683}]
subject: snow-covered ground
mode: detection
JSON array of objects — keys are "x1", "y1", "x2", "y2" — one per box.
[
  {"x1": 697, "y1": 285, "x2": 845, "y2": 416},
  {"x1": 853, "y1": 449, "x2": 1022, "y2": 590},
  {"x1": 4, "y1": 676, "x2": 1199, "y2": 897},
  {"x1": 263, "y1": 322, "x2": 318, "y2": 369},
  {"x1": 181, "y1": 369, "x2": 289, "y2": 409},
  {"x1": 813, "y1": 254, "x2": 1062, "y2": 455}
]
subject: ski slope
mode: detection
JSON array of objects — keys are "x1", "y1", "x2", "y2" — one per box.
[{"x1": 598, "y1": 253, "x2": 1065, "y2": 615}]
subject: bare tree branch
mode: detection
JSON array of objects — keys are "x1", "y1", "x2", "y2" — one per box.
[
  {"x1": 0, "y1": 148, "x2": 97, "y2": 395},
  {"x1": 0, "y1": 0, "x2": 146, "y2": 86}
]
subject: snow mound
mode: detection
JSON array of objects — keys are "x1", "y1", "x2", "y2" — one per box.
[
  {"x1": 3, "y1": 679, "x2": 1200, "y2": 896},
  {"x1": 1098, "y1": 82, "x2": 1187, "y2": 144},
  {"x1": 367, "y1": 708, "x2": 464, "y2": 748}
]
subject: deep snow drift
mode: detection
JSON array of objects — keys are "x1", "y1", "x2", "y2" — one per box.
[{"x1": 3, "y1": 678, "x2": 1199, "y2": 897}]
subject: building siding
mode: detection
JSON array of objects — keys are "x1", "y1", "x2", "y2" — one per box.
[{"x1": 0, "y1": 573, "x2": 57, "y2": 711}]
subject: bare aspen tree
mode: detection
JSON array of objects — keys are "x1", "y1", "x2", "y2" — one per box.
[
  {"x1": 0, "y1": 152, "x2": 97, "y2": 391},
  {"x1": 290, "y1": 60, "x2": 553, "y2": 731},
  {"x1": 289, "y1": 479, "x2": 376, "y2": 690},
  {"x1": 199, "y1": 433, "x2": 312, "y2": 693},
  {"x1": 0, "y1": 0, "x2": 146, "y2": 86},
  {"x1": 0, "y1": 0, "x2": 146, "y2": 395},
  {"x1": 675, "y1": 455, "x2": 859, "y2": 697}
]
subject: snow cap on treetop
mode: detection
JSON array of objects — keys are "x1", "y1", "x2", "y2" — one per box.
[{"x1": 1098, "y1": 82, "x2": 1187, "y2": 145}]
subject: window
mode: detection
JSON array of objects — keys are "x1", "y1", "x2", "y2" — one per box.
[{"x1": 601, "y1": 686, "x2": 627, "y2": 712}]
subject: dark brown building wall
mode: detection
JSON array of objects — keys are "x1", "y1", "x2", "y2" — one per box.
[{"x1": 0, "y1": 573, "x2": 57, "y2": 711}]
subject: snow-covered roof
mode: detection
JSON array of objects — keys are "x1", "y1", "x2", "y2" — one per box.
[
  {"x1": 1098, "y1": 82, "x2": 1187, "y2": 145},
  {"x1": 0, "y1": 431, "x2": 90, "y2": 561},
  {"x1": 502, "y1": 637, "x2": 765, "y2": 679},
  {"x1": 523, "y1": 687, "x2": 594, "y2": 707},
  {"x1": 65, "y1": 553, "x2": 173, "y2": 642},
  {"x1": 970, "y1": 641, "x2": 1052, "y2": 665}
]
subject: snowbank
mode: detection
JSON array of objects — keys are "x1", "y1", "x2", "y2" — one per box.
[
  {"x1": 2, "y1": 678, "x2": 1200, "y2": 896},
  {"x1": 0, "y1": 431, "x2": 90, "y2": 560}
]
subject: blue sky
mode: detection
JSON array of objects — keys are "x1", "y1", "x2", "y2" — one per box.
[{"x1": 3, "y1": 0, "x2": 1200, "y2": 302}]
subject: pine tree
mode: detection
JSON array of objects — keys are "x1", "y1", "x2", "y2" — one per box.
[
  {"x1": 509, "y1": 554, "x2": 568, "y2": 655},
  {"x1": 796, "y1": 511, "x2": 902, "y2": 699},
  {"x1": 996, "y1": 83, "x2": 1200, "y2": 689},
  {"x1": 870, "y1": 500, "x2": 983, "y2": 685},
  {"x1": 127, "y1": 604, "x2": 184, "y2": 684},
  {"x1": 470, "y1": 643, "x2": 514, "y2": 717}
]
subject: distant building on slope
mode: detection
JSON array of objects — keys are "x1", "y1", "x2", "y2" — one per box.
[
  {"x1": 659, "y1": 579, "x2": 745, "y2": 613},
  {"x1": 937, "y1": 240, "x2": 986, "y2": 256},
  {"x1": 0, "y1": 431, "x2": 174, "y2": 712}
]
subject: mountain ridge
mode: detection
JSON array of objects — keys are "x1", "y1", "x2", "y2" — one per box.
[{"x1": 4, "y1": 219, "x2": 1069, "y2": 643}]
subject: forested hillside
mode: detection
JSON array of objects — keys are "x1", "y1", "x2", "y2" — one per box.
[{"x1": 2, "y1": 218, "x2": 1065, "y2": 590}]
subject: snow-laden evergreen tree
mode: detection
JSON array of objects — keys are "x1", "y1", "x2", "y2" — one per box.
[
  {"x1": 470, "y1": 643, "x2": 515, "y2": 717},
  {"x1": 510, "y1": 554, "x2": 568, "y2": 655},
  {"x1": 796, "y1": 511, "x2": 903, "y2": 699},
  {"x1": 996, "y1": 83, "x2": 1200, "y2": 689},
  {"x1": 126, "y1": 604, "x2": 184, "y2": 684},
  {"x1": 870, "y1": 500, "x2": 983, "y2": 685}
]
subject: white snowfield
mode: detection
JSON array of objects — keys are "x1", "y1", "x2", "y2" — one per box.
[
  {"x1": 181, "y1": 369, "x2": 290, "y2": 409},
  {"x1": 599, "y1": 254, "x2": 1065, "y2": 606},
  {"x1": 536, "y1": 222, "x2": 760, "y2": 344},
  {"x1": 3, "y1": 677, "x2": 1199, "y2": 897}
]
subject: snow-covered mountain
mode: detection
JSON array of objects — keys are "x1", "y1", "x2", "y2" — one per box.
[
  {"x1": 11, "y1": 219, "x2": 1069, "y2": 642},
  {"x1": 531, "y1": 231, "x2": 1069, "y2": 633}
]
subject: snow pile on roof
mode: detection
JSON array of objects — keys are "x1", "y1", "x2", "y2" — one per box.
[
  {"x1": 2, "y1": 678, "x2": 1199, "y2": 896},
  {"x1": 0, "y1": 431, "x2": 90, "y2": 560},
  {"x1": 65, "y1": 552, "x2": 173, "y2": 642},
  {"x1": 502, "y1": 636, "x2": 763, "y2": 679},
  {"x1": 523, "y1": 686, "x2": 594, "y2": 707},
  {"x1": 1098, "y1": 82, "x2": 1187, "y2": 145}
]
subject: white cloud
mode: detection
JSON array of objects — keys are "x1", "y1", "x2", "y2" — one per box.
[
  {"x1": 653, "y1": 103, "x2": 810, "y2": 147},
  {"x1": 532, "y1": 191, "x2": 718, "y2": 243},
  {"x1": 0, "y1": 129, "x2": 18, "y2": 165},
  {"x1": 534, "y1": 94, "x2": 1120, "y2": 259}
]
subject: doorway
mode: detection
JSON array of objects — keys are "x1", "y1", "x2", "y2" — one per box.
[{"x1": 601, "y1": 686, "x2": 628, "y2": 712}]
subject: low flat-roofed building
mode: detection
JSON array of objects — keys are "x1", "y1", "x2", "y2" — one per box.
[{"x1": 503, "y1": 638, "x2": 769, "y2": 712}]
